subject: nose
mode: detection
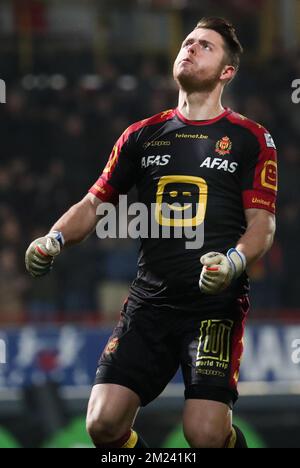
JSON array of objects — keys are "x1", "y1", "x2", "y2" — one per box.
[{"x1": 187, "y1": 42, "x2": 198, "y2": 55}]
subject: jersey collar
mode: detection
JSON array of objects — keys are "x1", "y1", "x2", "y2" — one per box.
[{"x1": 175, "y1": 107, "x2": 232, "y2": 126}]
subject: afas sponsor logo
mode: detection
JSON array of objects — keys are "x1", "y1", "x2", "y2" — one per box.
[
  {"x1": 200, "y1": 157, "x2": 238, "y2": 174},
  {"x1": 141, "y1": 155, "x2": 171, "y2": 168}
]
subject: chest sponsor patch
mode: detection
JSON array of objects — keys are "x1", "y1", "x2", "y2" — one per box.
[
  {"x1": 200, "y1": 157, "x2": 238, "y2": 173},
  {"x1": 141, "y1": 155, "x2": 171, "y2": 168}
]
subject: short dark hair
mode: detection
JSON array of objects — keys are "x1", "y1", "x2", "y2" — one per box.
[{"x1": 195, "y1": 17, "x2": 243, "y2": 69}]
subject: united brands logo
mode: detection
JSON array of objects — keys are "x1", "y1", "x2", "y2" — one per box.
[{"x1": 252, "y1": 197, "x2": 272, "y2": 208}]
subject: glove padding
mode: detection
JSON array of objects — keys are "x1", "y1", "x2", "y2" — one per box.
[
  {"x1": 199, "y1": 249, "x2": 246, "y2": 295},
  {"x1": 25, "y1": 234, "x2": 62, "y2": 277}
]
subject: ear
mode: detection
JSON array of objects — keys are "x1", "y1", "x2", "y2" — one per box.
[{"x1": 220, "y1": 65, "x2": 236, "y2": 84}]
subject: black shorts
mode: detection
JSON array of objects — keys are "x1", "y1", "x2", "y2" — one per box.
[{"x1": 94, "y1": 294, "x2": 249, "y2": 409}]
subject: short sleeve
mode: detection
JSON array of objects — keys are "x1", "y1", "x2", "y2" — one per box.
[
  {"x1": 89, "y1": 127, "x2": 138, "y2": 205},
  {"x1": 241, "y1": 128, "x2": 278, "y2": 214}
]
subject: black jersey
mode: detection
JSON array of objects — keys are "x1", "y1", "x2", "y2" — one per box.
[{"x1": 90, "y1": 108, "x2": 277, "y2": 313}]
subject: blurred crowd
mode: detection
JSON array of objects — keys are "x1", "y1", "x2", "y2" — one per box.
[{"x1": 0, "y1": 49, "x2": 300, "y2": 324}]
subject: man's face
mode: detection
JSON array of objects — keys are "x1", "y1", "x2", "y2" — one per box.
[{"x1": 173, "y1": 28, "x2": 233, "y2": 92}]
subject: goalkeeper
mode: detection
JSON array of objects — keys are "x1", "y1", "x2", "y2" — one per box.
[{"x1": 25, "y1": 17, "x2": 277, "y2": 449}]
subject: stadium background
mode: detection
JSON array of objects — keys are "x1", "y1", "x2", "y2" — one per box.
[{"x1": 0, "y1": 0, "x2": 300, "y2": 448}]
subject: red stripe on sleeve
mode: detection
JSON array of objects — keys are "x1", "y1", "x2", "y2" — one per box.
[
  {"x1": 226, "y1": 112, "x2": 277, "y2": 214},
  {"x1": 242, "y1": 190, "x2": 276, "y2": 214},
  {"x1": 89, "y1": 176, "x2": 119, "y2": 204}
]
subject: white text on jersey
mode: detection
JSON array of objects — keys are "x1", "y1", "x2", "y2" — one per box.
[
  {"x1": 142, "y1": 155, "x2": 171, "y2": 168},
  {"x1": 200, "y1": 157, "x2": 238, "y2": 174}
]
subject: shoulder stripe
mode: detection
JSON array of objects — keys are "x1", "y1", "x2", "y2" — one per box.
[
  {"x1": 227, "y1": 112, "x2": 277, "y2": 214},
  {"x1": 90, "y1": 109, "x2": 176, "y2": 203},
  {"x1": 103, "y1": 109, "x2": 176, "y2": 177},
  {"x1": 124, "y1": 108, "x2": 176, "y2": 140},
  {"x1": 225, "y1": 111, "x2": 268, "y2": 139}
]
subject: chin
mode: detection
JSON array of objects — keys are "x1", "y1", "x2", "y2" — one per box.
[
  {"x1": 176, "y1": 74, "x2": 204, "y2": 93},
  {"x1": 176, "y1": 71, "x2": 219, "y2": 93}
]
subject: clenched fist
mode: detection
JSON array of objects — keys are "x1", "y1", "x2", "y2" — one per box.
[
  {"x1": 25, "y1": 231, "x2": 64, "y2": 277},
  {"x1": 199, "y1": 248, "x2": 246, "y2": 295}
]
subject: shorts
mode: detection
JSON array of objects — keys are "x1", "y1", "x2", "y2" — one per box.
[{"x1": 94, "y1": 294, "x2": 249, "y2": 409}]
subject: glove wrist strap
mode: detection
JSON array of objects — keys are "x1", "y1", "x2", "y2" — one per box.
[
  {"x1": 226, "y1": 248, "x2": 247, "y2": 279},
  {"x1": 46, "y1": 231, "x2": 65, "y2": 248}
]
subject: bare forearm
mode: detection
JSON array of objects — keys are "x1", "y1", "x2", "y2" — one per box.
[
  {"x1": 51, "y1": 194, "x2": 100, "y2": 246},
  {"x1": 236, "y1": 211, "x2": 276, "y2": 267}
]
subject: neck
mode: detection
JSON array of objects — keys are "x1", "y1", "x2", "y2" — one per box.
[{"x1": 177, "y1": 87, "x2": 225, "y2": 121}]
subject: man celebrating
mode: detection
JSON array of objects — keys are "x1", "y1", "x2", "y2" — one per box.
[{"x1": 25, "y1": 17, "x2": 277, "y2": 448}]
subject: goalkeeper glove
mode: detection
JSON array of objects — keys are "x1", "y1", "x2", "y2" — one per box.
[
  {"x1": 25, "y1": 231, "x2": 64, "y2": 277},
  {"x1": 199, "y1": 248, "x2": 246, "y2": 295}
]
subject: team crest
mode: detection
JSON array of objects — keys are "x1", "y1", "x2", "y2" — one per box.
[
  {"x1": 105, "y1": 337, "x2": 119, "y2": 354},
  {"x1": 215, "y1": 136, "x2": 232, "y2": 156}
]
